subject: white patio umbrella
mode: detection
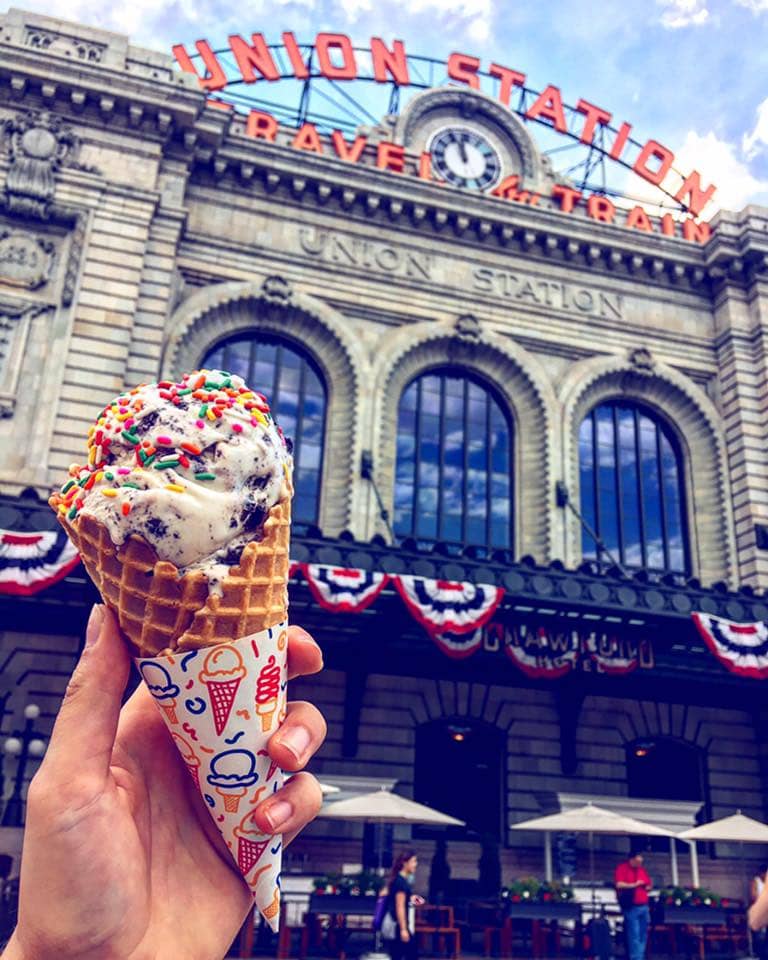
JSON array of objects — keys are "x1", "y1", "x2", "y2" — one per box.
[
  {"x1": 512, "y1": 803, "x2": 674, "y2": 910},
  {"x1": 318, "y1": 789, "x2": 464, "y2": 960},
  {"x1": 679, "y1": 810, "x2": 768, "y2": 958},
  {"x1": 318, "y1": 787, "x2": 465, "y2": 827}
]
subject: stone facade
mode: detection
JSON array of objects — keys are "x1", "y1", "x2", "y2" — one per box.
[{"x1": 2, "y1": 8, "x2": 768, "y2": 895}]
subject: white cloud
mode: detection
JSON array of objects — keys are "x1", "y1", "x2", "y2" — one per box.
[
  {"x1": 664, "y1": 130, "x2": 768, "y2": 216},
  {"x1": 743, "y1": 96, "x2": 768, "y2": 158},
  {"x1": 734, "y1": 0, "x2": 768, "y2": 11},
  {"x1": 657, "y1": 0, "x2": 710, "y2": 28}
]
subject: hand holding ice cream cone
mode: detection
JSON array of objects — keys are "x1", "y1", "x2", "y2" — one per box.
[
  {"x1": 46, "y1": 369, "x2": 298, "y2": 928},
  {"x1": 5, "y1": 605, "x2": 325, "y2": 960}
]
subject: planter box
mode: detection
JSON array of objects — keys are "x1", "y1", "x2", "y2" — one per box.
[
  {"x1": 505, "y1": 901, "x2": 582, "y2": 921},
  {"x1": 658, "y1": 905, "x2": 727, "y2": 925}
]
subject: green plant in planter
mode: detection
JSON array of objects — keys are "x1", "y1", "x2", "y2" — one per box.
[
  {"x1": 503, "y1": 877, "x2": 542, "y2": 902},
  {"x1": 657, "y1": 886, "x2": 722, "y2": 907}
]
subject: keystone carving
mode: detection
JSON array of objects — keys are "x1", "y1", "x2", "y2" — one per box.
[
  {"x1": 261, "y1": 275, "x2": 293, "y2": 304},
  {"x1": 628, "y1": 347, "x2": 655, "y2": 373},
  {"x1": 454, "y1": 313, "x2": 482, "y2": 341}
]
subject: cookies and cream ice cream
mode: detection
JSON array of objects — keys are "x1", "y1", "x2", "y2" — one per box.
[{"x1": 51, "y1": 369, "x2": 292, "y2": 592}]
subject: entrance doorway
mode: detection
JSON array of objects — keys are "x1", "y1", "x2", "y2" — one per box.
[{"x1": 414, "y1": 719, "x2": 505, "y2": 839}]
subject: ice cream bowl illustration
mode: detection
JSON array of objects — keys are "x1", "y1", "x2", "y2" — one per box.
[
  {"x1": 140, "y1": 662, "x2": 181, "y2": 724},
  {"x1": 206, "y1": 748, "x2": 260, "y2": 813}
]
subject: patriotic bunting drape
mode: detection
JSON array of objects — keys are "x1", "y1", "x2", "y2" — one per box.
[
  {"x1": 691, "y1": 612, "x2": 768, "y2": 679},
  {"x1": 0, "y1": 528, "x2": 80, "y2": 596},
  {"x1": 392, "y1": 575, "x2": 504, "y2": 635},
  {"x1": 6, "y1": 527, "x2": 767, "y2": 681},
  {"x1": 302, "y1": 564, "x2": 389, "y2": 613}
]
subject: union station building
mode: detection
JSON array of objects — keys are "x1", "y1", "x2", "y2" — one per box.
[{"x1": 1, "y1": 7, "x2": 768, "y2": 903}]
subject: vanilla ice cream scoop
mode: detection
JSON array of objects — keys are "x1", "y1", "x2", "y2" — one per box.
[{"x1": 53, "y1": 369, "x2": 292, "y2": 586}]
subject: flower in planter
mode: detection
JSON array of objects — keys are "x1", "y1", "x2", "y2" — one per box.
[
  {"x1": 674, "y1": 899, "x2": 682, "y2": 906},
  {"x1": 704, "y1": 898, "x2": 712, "y2": 906},
  {"x1": 542, "y1": 893, "x2": 552, "y2": 901},
  {"x1": 523, "y1": 891, "x2": 530, "y2": 899},
  {"x1": 512, "y1": 895, "x2": 521, "y2": 902}
]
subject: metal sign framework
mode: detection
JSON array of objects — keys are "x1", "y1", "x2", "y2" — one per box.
[{"x1": 180, "y1": 39, "x2": 697, "y2": 213}]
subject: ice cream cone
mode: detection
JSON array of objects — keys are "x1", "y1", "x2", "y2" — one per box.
[
  {"x1": 160, "y1": 699, "x2": 178, "y2": 724},
  {"x1": 217, "y1": 785, "x2": 248, "y2": 813},
  {"x1": 48, "y1": 371, "x2": 291, "y2": 931},
  {"x1": 263, "y1": 887, "x2": 280, "y2": 923},
  {"x1": 49, "y1": 497, "x2": 291, "y2": 658}
]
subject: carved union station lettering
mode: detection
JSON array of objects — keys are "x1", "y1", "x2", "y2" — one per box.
[
  {"x1": 298, "y1": 227, "x2": 432, "y2": 280},
  {"x1": 473, "y1": 266, "x2": 623, "y2": 319}
]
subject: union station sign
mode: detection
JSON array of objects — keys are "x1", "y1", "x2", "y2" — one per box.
[{"x1": 172, "y1": 32, "x2": 715, "y2": 242}]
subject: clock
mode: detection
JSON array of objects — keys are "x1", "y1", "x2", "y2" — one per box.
[{"x1": 428, "y1": 126, "x2": 502, "y2": 190}]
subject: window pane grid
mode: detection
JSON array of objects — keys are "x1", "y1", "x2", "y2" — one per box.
[
  {"x1": 394, "y1": 370, "x2": 512, "y2": 550},
  {"x1": 201, "y1": 333, "x2": 326, "y2": 526},
  {"x1": 579, "y1": 401, "x2": 688, "y2": 573}
]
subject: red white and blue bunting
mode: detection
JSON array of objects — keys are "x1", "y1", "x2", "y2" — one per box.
[
  {"x1": 692, "y1": 612, "x2": 768, "y2": 679},
  {"x1": 7, "y1": 527, "x2": 763, "y2": 681},
  {"x1": 301, "y1": 564, "x2": 389, "y2": 613},
  {"x1": 0, "y1": 528, "x2": 80, "y2": 596},
  {"x1": 392, "y1": 575, "x2": 505, "y2": 636}
]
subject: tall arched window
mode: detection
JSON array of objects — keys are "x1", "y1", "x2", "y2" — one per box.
[
  {"x1": 579, "y1": 401, "x2": 688, "y2": 572},
  {"x1": 393, "y1": 370, "x2": 513, "y2": 549},
  {"x1": 202, "y1": 334, "x2": 326, "y2": 526}
]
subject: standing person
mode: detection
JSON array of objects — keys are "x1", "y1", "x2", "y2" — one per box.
[
  {"x1": 615, "y1": 849, "x2": 652, "y2": 960},
  {"x1": 751, "y1": 865, "x2": 768, "y2": 959},
  {"x1": 382, "y1": 850, "x2": 420, "y2": 960}
]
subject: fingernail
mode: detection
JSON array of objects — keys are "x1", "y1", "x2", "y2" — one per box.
[
  {"x1": 294, "y1": 626, "x2": 319, "y2": 648},
  {"x1": 263, "y1": 799, "x2": 293, "y2": 831},
  {"x1": 276, "y1": 724, "x2": 312, "y2": 761},
  {"x1": 85, "y1": 605, "x2": 105, "y2": 648}
]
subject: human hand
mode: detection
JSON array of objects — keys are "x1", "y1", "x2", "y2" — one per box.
[
  {"x1": 6, "y1": 605, "x2": 326, "y2": 960},
  {"x1": 400, "y1": 931, "x2": 411, "y2": 943}
]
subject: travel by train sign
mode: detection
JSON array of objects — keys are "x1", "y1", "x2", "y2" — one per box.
[{"x1": 173, "y1": 32, "x2": 716, "y2": 239}]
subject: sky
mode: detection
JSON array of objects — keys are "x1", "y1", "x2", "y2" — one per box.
[{"x1": 5, "y1": 0, "x2": 768, "y2": 218}]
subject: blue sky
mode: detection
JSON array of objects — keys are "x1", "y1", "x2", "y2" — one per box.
[{"x1": 6, "y1": 0, "x2": 768, "y2": 216}]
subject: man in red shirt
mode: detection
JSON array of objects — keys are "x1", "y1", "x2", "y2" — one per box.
[{"x1": 615, "y1": 851, "x2": 652, "y2": 960}]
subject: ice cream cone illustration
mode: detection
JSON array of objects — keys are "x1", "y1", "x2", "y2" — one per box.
[
  {"x1": 234, "y1": 809, "x2": 272, "y2": 877},
  {"x1": 199, "y1": 645, "x2": 247, "y2": 735},
  {"x1": 263, "y1": 887, "x2": 280, "y2": 923},
  {"x1": 172, "y1": 733, "x2": 201, "y2": 790},
  {"x1": 216, "y1": 784, "x2": 248, "y2": 813},
  {"x1": 256, "y1": 654, "x2": 281, "y2": 732},
  {"x1": 140, "y1": 663, "x2": 180, "y2": 724}
]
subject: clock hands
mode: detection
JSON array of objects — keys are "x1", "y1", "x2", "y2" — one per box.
[{"x1": 458, "y1": 132, "x2": 469, "y2": 165}]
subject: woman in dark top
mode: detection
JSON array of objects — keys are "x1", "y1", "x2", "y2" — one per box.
[{"x1": 383, "y1": 850, "x2": 419, "y2": 960}]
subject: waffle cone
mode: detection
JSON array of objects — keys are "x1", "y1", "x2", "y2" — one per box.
[{"x1": 48, "y1": 496, "x2": 291, "y2": 658}]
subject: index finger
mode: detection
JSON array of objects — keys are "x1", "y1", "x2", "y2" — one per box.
[{"x1": 287, "y1": 625, "x2": 323, "y2": 680}]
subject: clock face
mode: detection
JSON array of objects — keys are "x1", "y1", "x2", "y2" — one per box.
[{"x1": 428, "y1": 126, "x2": 502, "y2": 190}]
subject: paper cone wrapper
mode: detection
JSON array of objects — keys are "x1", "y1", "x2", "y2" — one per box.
[{"x1": 136, "y1": 621, "x2": 289, "y2": 930}]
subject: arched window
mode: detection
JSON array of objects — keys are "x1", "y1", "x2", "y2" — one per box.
[
  {"x1": 202, "y1": 334, "x2": 326, "y2": 526},
  {"x1": 393, "y1": 370, "x2": 513, "y2": 549},
  {"x1": 579, "y1": 401, "x2": 688, "y2": 572}
]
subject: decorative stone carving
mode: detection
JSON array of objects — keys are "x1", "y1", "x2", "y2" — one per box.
[
  {"x1": 454, "y1": 313, "x2": 482, "y2": 341},
  {"x1": 0, "y1": 230, "x2": 54, "y2": 290},
  {"x1": 24, "y1": 26, "x2": 105, "y2": 63},
  {"x1": 2, "y1": 111, "x2": 96, "y2": 218},
  {"x1": 628, "y1": 347, "x2": 655, "y2": 373},
  {"x1": 0, "y1": 295, "x2": 47, "y2": 418},
  {"x1": 261, "y1": 275, "x2": 293, "y2": 304}
]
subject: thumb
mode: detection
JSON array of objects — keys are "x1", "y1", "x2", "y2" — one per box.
[{"x1": 42, "y1": 604, "x2": 130, "y2": 787}]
